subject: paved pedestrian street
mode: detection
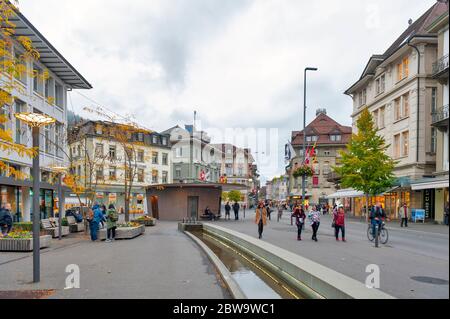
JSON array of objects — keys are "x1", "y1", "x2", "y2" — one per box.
[
  {"x1": 214, "y1": 211, "x2": 449, "y2": 299},
  {"x1": 0, "y1": 222, "x2": 230, "y2": 299}
]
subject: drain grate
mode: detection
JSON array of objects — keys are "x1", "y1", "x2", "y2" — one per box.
[
  {"x1": 0, "y1": 289, "x2": 56, "y2": 299},
  {"x1": 411, "y1": 276, "x2": 449, "y2": 285}
]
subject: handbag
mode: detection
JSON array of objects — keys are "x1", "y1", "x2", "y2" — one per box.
[{"x1": 331, "y1": 221, "x2": 335, "y2": 228}]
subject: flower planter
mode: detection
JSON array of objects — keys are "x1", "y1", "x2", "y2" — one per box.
[
  {"x1": 0, "y1": 235, "x2": 52, "y2": 252},
  {"x1": 99, "y1": 225, "x2": 145, "y2": 240},
  {"x1": 132, "y1": 219, "x2": 156, "y2": 227}
]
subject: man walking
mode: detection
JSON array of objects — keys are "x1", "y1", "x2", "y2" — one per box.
[
  {"x1": 0, "y1": 203, "x2": 13, "y2": 236},
  {"x1": 398, "y1": 203, "x2": 409, "y2": 228},
  {"x1": 224, "y1": 202, "x2": 231, "y2": 220}
]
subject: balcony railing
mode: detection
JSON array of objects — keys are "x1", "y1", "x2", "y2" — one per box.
[
  {"x1": 432, "y1": 104, "x2": 449, "y2": 125},
  {"x1": 432, "y1": 54, "x2": 449, "y2": 77}
]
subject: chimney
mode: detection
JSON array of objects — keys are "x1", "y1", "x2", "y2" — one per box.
[
  {"x1": 316, "y1": 108, "x2": 327, "y2": 116},
  {"x1": 408, "y1": 19, "x2": 413, "y2": 26}
]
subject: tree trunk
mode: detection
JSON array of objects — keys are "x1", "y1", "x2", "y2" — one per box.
[{"x1": 365, "y1": 194, "x2": 370, "y2": 223}]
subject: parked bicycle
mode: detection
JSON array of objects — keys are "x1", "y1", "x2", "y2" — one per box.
[{"x1": 367, "y1": 222, "x2": 389, "y2": 245}]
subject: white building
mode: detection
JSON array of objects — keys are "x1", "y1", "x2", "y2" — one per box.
[{"x1": 0, "y1": 8, "x2": 92, "y2": 222}]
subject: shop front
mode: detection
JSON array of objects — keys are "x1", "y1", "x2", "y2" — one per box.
[
  {"x1": 0, "y1": 185, "x2": 22, "y2": 222},
  {"x1": 411, "y1": 178, "x2": 450, "y2": 224},
  {"x1": 93, "y1": 187, "x2": 146, "y2": 215}
]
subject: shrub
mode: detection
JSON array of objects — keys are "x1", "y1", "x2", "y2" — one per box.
[{"x1": 13, "y1": 222, "x2": 33, "y2": 232}]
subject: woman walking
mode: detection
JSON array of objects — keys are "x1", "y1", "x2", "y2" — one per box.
[
  {"x1": 106, "y1": 204, "x2": 118, "y2": 242},
  {"x1": 255, "y1": 202, "x2": 268, "y2": 239},
  {"x1": 308, "y1": 206, "x2": 320, "y2": 242},
  {"x1": 292, "y1": 206, "x2": 306, "y2": 241},
  {"x1": 333, "y1": 204, "x2": 346, "y2": 242}
]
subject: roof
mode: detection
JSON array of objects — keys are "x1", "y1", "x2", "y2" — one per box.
[
  {"x1": 146, "y1": 183, "x2": 224, "y2": 190},
  {"x1": 345, "y1": 2, "x2": 448, "y2": 95},
  {"x1": 9, "y1": 4, "x2": 92, "y2": 89},
  {"x1": 291, "y1": 113, "x2": 352, "y2": 146}
]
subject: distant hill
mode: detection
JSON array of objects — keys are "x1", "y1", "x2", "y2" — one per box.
[{"x1": 67, "y1": 110, "x2": 86, "y2": 127}]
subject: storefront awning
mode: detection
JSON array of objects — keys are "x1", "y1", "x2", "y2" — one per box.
[
  {"x1": 411, "y1": 180, "x2": 449, "y2": 190},
  {"x1": 326, "y1": 189, "x2": 365, "y2": 199}
]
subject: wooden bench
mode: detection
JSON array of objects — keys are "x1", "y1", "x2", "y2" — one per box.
[
  {"x1": 41, "y1": 218, "x2": 70, "y2": 238},
  {"x1": 66, "y1": 216, "x2": 84, "y2": 233}
]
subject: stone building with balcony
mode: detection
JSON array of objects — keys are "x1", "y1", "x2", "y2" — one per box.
[
  {"x1": 344, "y1": 2, "x2": 449, "y2": 222},
  {"x1": 287, "y1": 109, "x2": 352, "y2": 206}
]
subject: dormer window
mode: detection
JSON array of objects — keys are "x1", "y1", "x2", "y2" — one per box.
[
  {"x1": 330, "y1": 134, "x2": 342, "y2": 142},
  {"x1": 375, "y1": 74, "x2": 385, "y2": 95},
  {"x1": 306, "y1": 135, "x2": 318, "y2": 142}
]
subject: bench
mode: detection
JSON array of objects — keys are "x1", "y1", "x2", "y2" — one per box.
[
  {"x1": 66, "y1": 216, "x2": 84, "y2": 233},
  {"x1": 41, "y1": 218, "x2": 70, "y2": 238},
  {"x1": 200, "y1": 215, "x2": 222, "y2": 221}
]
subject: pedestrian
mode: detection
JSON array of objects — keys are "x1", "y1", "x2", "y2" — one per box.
[
  {"x1": 87, "y1": 204, "x2": 106, "y2": 242},
  {"x1": 255, "y1": 202, "x2": 268, "y2": 239},
  {"x1": 445, "y1": 202, "x2": 449, "y2": 226},
  {"x1": 225, "y1": 202, "x2": 231, "y2": 220},
  {"x1": 100, "y1": 204, "x2": 107, "y2": 229},
  {"x1": 333, "y1": 204, "x2": 346, "y2": 242},
  {"x1": 0, "y1": 203, "x2": 13, "y2": 236},
  {"x1": 105, "y1": 204, "x2": 118, "y2": 243},
  {"x1": 292, "y1": 206, "x2": 306, "y2": 241},
  {"x1": 233, "y1": 202, "x2": 240, "y2": 220},
  {"x1": 308, "y1": 206, "x2": 320, "y2": 242},
  {"x1": 398, "y1": 203, "x2": 409, "y2": 228},
  {"x1": 277, "y1": 203, "x2": 284, "y2": 222},
  {"x1": 266, "y1": 203, "x2": 272, "y2": 221},
  {"x1": 243, "y1": 203, "x2": 247, "y2": 219}
]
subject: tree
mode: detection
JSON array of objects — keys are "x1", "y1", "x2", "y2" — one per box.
[
  {"x1": 1, "y1": 1, "x2": 41, "y2": 179},
  {"x1": 333, "y1": 109, "x2": 397, "y2": 221},
  {"x1": 228, "y1": 190, "x2": 242, "y2": 203},
  {"x1": 221, "y1": 191, "x2": 229, "y2": 202}
]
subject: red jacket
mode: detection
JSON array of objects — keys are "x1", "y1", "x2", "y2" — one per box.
[{"x1": 334, "y1": 211, "x2": 345, "y2": 226}]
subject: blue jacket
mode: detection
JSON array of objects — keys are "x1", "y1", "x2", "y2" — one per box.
[{"x1": 92, "y1": 205, "x2": 105, "y2": 224}]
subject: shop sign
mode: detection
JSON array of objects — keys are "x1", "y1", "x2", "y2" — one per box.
[
  {"x1": 423, "y1": 189, "x2": 435, "y2": 219},
  {"x1": 109, "y1": 193, "x2": 117, "y2": 202}
]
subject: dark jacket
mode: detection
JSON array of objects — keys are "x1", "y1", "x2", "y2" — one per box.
[
  {"x1": 225, "y1": 204, "x2": 231, "y2": 212},
  {"x1": 370, "y1": 206, "x2": 385, "y2": 220},
  {"x1": 292, "y1": 208, "x2": 306, "y2": 225},
  {"x1": 0, "y1": 208, "x2": 13, "y2": 226},
  {"x1": 232, "y1": 203, "x2": 240, "y2": 212}
]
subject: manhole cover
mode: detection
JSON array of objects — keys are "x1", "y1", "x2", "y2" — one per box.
[
  {"x1": 0, "y1": 289, "x2": 56, "y2": 299},
  {"x1": 411, "y1": 277, "x2": 449, "y2": 285}
]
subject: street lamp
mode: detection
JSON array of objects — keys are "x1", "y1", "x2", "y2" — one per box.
[
  {"x1": 51, "y1": 165, "x2": 68, "y2": 241},
  {"x1": 302, "y1": 67, "x2": 318, "y2": 209},
  {"x1": 14, "y1": 112, "x2": 56, "y2": 283}
]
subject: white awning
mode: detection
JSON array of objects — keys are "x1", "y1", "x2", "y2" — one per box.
[
  {"x1": 326, "y1": 189, "x2": 365, "y2": 199},
  {"x1": 411, "y1": 180, "x2": 449, "y2": 190}
]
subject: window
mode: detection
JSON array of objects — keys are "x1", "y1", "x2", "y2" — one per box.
[
  {"x1": 152, "y1": 170, "x2": 158, "y2": 184},
  {"x1": 96, "y1": 166, "x2": 104, "y2": 180},
  {"x1": 152, "y1": 152, "x2": 159, "y2": 164},
  {"x1": 44, "y1": 125, "x2": 53, "y2": 154},
  {"x1": 176, "y1": 147, "x2": 183, "y2": 158},
  {"x1": 137, "y1": 169, "x2": 144, "y2": 183},
  {"x1": 55, "y1": 83, "x2": 64, "y2": 108},
  {"x1": 162, "y1": 136, "x2": 168, "y2": 145},
  {"x1": 225, "y1": 164, "x2": 233, "y2": 176},
  {"x1": 33, "y1": 65, "x2": 43, "y2": 95},
  {"x1": 14, "y1": 50, "x2": 27, "y2": 84},
  {"x1": 125, "y1": 147, "x2": 133, "y2": 161},
  {"x1": 359, "y1": 89, "x2": 367, "y2": 106},
  {"x1": 402, "y1": 131, "x2": 409, "y2": 157},
  {"x1": 379, "y1": 106, "x2": 386, "y2": 128},
  {"x1": 330, "y1": 135, "x2": 342, "y2": 142},
  {"x1": 394, "y1": 134, "x2": 401, "y2": 159},
  {"x1": 137, "y1": 133, "x2": 144, "y2": 142},
  {"x1": 397, "y1": 57, "x2": 409, "y2": 82},
  {"x1": 152, "y1": 135, "x2": 158, "y2": 144},
  {"x1": 0, "y1": 105, "x2": 6, "y2": 131},
  {"x1": 394, "y1": 93, "x2": 410, "y2": 121},
  {"x1": 55, "y1": 123, "x2": 63, "y2": 157},
  {"x1": 324, "y1": 151, "x2": 331, "y2": 156},
  {"x1": 14, "y1": 101, "x2": 25, "y2": 144},
  {"x1": 431, "y1": 128, "x2": 437, "y2": 153},
  {"x1": 175, "y1": 166, "x2": 181, "y2": 178},
  {"x1": 375, "y1": 74, "x2": 385, "y2": 95},
  {"x1": 323, "y1": 161, "x2": 331, "y2": 175},
  {"x1": 306, "y1": 136, "x2": 318, "y2": 142},
  {"x1": 372, "y1": 110, "x2": 378, "y2": 129},
  {"x1": 109, "y1": 146, "x2": 116, "y2": 160},
  {"x1": 95, "y1": 143, "x2": 104, "y2": 157},
  {"x1": 109, "y1": 167, "x2": 117, "y2": 180},
  {"x1": 95, "y1": 125, "x2": 103, "y2": 135},
  {"x1": 44, "y1": 77, "x2": 54, "y2": 100},
  {"x1": 431, "y1": 87, "x2": 437, "y2": 114},
  {"x1": 137, "y1": 150, "x2": 144, "y2": 163},
  {"x1": 162, "y1": 153, "x2": 168, "y2": 166},
  {"x1": 162, "y1": 171, "x2": 168, "y2": 183}
]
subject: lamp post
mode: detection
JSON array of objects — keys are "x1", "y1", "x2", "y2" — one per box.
[
  {"x1": 51, "y1": 165, "x2": 68, "y2": 241},
  {"x1": 14, "y1": 112, "x2": 56, "y2": 283},
  {"x1": 301, "y1": 67, "x2": 318, "y2": 209}
]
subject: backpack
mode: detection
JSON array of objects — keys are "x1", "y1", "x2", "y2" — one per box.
[
  {"x1": 87, "y1": 209, "x2": 94, "y2": 221},
  {"x1": 108, "y1": 210, "x2": 118, "y2": 222}
]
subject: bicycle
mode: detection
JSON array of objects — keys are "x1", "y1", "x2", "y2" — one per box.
[{"x1": 367, "y1": 221, "x2": 389, "y2": 245}]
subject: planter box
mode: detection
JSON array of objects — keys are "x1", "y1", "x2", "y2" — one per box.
[
  {"x1": 0, "y1": 235, "x2": 52, "y2": 252},
  {"x1": 99, "y1": 225, "x2": 145, "y2": 240},
  {"x1": 132, "y1": 219, "x2": 156, "y2": 227}
]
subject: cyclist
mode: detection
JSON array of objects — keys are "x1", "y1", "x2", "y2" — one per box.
[{"x1": 370, "y1": 202, "x2": 386, "y2": 238}]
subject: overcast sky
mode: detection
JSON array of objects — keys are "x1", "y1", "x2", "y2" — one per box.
[{"x1": 20, "y1": 0, "x2": 437, "y2": 182}]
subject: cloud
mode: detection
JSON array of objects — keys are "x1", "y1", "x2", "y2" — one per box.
[{"x1": 20, "y1": 0, "x2": 437, "y2": 180}]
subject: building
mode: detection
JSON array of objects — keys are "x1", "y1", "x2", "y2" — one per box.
[
  {"x1": 265, "y1": 175, "x2": 288, "y2": 202},
  {"x1": 411, "y1": 4, "x2": 449, "y2": 223},
  {"x1": 210, "y1": 143, "x2": 258, "y2": 207},
  {"x1": 287, "y1": 109, "x2": 352, "y2": 206},
  {"x1": 344, "y1": 2, "x2": 449, "y2": 222},
  {"x1": 146, "y1": 183, "x2": 222, "y2": 221},
  {"x1": 162, "y1": 125, "x2": 222, "y2": 184},
  {"x1": 0, "y1": 7, "x2": 92, "y2": 222},
  {"x1": 67, "y1": 121, "x2": 172, "y2": 213}
]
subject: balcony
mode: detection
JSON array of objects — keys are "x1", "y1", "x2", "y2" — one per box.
[
  {"x1": 432, "y1": 104, "x2": 449, "y2": 127},
  {"x1": 432, "y1": 54, "x2": 449, "y2": 81}
]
